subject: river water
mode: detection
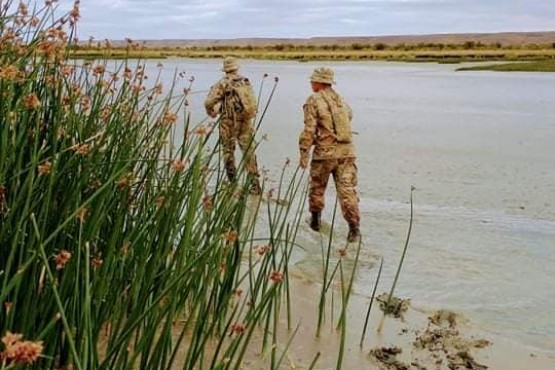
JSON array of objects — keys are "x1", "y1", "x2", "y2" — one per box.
[{"x1": 140, "y1": 59, "x2": 555, "y2": 354}]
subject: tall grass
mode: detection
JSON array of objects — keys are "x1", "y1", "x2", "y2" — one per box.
[{"x1": 0, "y1": 2, "x2": 307, "y2": 369}]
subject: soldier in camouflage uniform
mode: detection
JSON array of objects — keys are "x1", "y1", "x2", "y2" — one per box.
[
  {"x1": 204, "y1": 57, "x2": 261, "y2": 194},
  {"x1": 299, "y1": 67, "x2": 361, "y2": 242}
]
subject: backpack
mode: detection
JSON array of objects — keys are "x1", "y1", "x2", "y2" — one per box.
[
  {"x1": 223, "y1": 76, "x2": 258, "y2": 121},
  {"x1": 322, "y1": 93, "x2": 352, "y2": 143}
]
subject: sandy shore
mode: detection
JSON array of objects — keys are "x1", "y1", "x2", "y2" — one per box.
[{"x1": 237, "y1": 272, "x2": 555, "y2": 370}]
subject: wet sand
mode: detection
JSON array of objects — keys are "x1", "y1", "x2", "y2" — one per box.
[{"x1": 237, "y1": 274, "x2": 555, "y2": 369}]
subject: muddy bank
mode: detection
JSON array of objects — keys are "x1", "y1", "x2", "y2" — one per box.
[{"x1": 231, "y1": 273, "x2": 555, "y2": 369}]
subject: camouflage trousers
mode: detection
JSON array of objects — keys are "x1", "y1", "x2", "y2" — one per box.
[
  {"x1": 309, "y1": 157, "x2": 360, "y2": 226},
  {"x1": 219, "y1": 118, "x2": 260, "y2": 183}
]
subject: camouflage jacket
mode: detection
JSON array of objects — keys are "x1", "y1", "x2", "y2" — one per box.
[
  {"x1": 204, "y1": 72, "x2": 252, "y2": 121},
  {"x1": 299, "y1": 88, "x2": 355, "y2": 161}
]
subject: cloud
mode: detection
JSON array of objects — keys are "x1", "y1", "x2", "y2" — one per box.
[{"x1": 56, "y1": 0, "x2": 555, "y2": 39}]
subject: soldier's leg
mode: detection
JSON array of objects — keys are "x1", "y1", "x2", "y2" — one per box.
[
  {"x1": 333, "y1": 158, "x2": 361, "y2": 240},
  {"x1": 309, "y1": 160, "x2": 333, "y2": 214},
  {"x1": 237, "y1": 121, "x2": 261, "y2": 193},
  {"x1": 219, "y1": 120, "x2": 237, "y2": 182}
]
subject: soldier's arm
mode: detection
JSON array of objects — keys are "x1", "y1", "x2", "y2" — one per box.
[
  {"x1": 204, "y1": 82, "x2": 224, "y2": 117},
  {"x1": 345, "y1": 99, "x2": 353, "y2": 121},
  {"x1": 299, "y1": 97, "x2": 318, "y2": 164}
]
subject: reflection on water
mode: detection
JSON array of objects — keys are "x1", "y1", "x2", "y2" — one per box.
[{"x1": 137, "y1": 59, "x2": 555, "y2": 353}]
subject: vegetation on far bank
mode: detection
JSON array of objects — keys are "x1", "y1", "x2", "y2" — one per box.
[
  {"x1": 69, "y1": 40, "x2": 555, "y2": 64},
  {"x1": 456, "y1": 59, "x2": 555, "y2": 72}
]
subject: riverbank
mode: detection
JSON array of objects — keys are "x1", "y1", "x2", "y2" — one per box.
[
  {"x1": 69, "y1": 46, "x2": 555, "y2": 65},
  {"x1": 456, "y1": 59, "x2": 555, "y2": 72},
  {"x1": 208, "y1": 272, "x2": 555, "y2": 369}
]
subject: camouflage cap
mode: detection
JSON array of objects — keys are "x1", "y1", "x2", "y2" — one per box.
[
  {"x1": 222, "y1": 57, "x2": 239, "y2": 73},
  {"x1": 310, "y1": 67, "x2": 335, "y2": 85}
]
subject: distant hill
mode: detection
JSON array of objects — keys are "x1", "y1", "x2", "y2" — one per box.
[{"x1": 104, "y1": 31, "x2": 555, "y2": 48}]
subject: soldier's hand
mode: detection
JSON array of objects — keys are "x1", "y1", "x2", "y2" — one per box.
[
  {"x1": 208, "y1": 112, "x2": 218, "y2": 118},
  {"x1": 299, "y1": 157, "x2": 308, "y2": 169}
]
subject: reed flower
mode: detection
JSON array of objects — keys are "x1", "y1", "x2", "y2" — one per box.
[
  {"x1": 88, "y1": 179, "x2": 102, "y2": 191},
  {"x1": 223, "y1": 230, "x2": 238, "y2": 244},
  {"x1": 74, "y1": 143, "x2": 91, "y2": 155},
  {"x1": 29, "y1": 17, "x2": 40, "y2": 28},
  {"x1": 92, "y1": 65, "x2": 106, "y2": 76},
  {"x1": 71, "y1": 83, "x2": 83, "y2": 98},
  {"x1": 121, "y1": 241, "x2": 131, "y2": 256},
  {"x1": 253, "y1": 244, "x2": 270, "y2": 256},
  {"x1": 161, "y1": 111, "x2": 177, "y2": 126},
  {"x1": 69, "y1": 1, "x2": 81, "y2": 25},
  {"x1": 116, "y1": 174, "x2": 134, "y2": 189},
  {"x1": 269, "y1": 271, "x2": 283, "y2": 284},
  {"x1": 18, "y1": 3, "x2": 29, "y2": 16},
  {"x1": 1, "y1": 331, "x2": 43, "y2": 365},
  {"x1": 171, "y1": 159, "x2": 186, "y2": 172},
  {"x1": 22, "y1": 94, "x2": 41, "y2": 109},
  {"x1": 91, "y1": 256, "x2": 103, "y2": 270},
  {"x1": 54, "y1": 250, "x2": 72, "y2": 270},
  {"x1": 75, "y1": 207, "x2": 88, "y2": 222},
  {"x1": 194, "y1": 125, "x2": 211, "y2": 136},
  {"x1": 80, "y1": 96, "x2": 91, "y2": 111},
  {"x1": 61, "y1": 64, "x2": 74, "y2": 77},
  {"x1": 123, "y1": 67, "x2": 132, "y2": 80},
  {"x1": 230, "y1": 324, "x2": 245, "y2": 336},
  {"x1": 37, "y1": 161, "x2": 52, "y2": 175},
  {"x1": 202, "y1": 195, "x2": 213, "y2": 211},
  {"x1": 132, "y1": 84, "x2": 145, "y2": 93},
  {"x1": 0, "y1": 65, "x2": 19, "y2": 80}
]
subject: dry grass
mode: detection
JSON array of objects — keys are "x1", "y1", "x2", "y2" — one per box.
[{"x1": 70, "y1": 45, "x2": 555, "y2": 63}]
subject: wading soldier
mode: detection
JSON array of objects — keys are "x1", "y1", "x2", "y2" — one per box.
[
  {"x1": 204, "y1": 57, "x2": 262, "y2": 194},
  {"x1": 299, "y1": 67, "x2": 361, "y2": 242}
]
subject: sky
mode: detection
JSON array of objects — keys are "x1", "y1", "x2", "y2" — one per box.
[{"x1": 54, "y1": 0, "x2": 555, "y2": 40}]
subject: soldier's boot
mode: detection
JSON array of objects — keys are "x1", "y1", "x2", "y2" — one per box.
[
  {"x1": 347, "y1": 224, "x2": 361, "y2": 243},
  {"x1": 309, "y1": 212, "x2": 321, "y2": 232},
  {"x1": 249, "y1": 178, "x2": 262, "y2": 195}
]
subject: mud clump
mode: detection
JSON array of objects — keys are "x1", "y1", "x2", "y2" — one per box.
[
  {"x1": 448, "y1": 351, "x2": 488, "y2": 370},
  {"x1": 376, "y1": 293, "x2": 410, "y2": 319},
  {"x1": 429, "y1": 309, "x2": 459, "y2": 328},
  {"x1": 369, "y1": 346, "x2": 410, "y2": 370},
  {"x1": 412, "y1": 310, "x2": 490, "y2": 369}
]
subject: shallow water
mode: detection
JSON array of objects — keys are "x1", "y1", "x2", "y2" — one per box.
[{"x1": 139, "y1": 59, "x2": 555, "y2": 353}]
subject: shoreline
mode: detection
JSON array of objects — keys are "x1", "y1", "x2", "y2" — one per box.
[{"x1": 254, "y1": 273, "x2": 555, "y2": 369}]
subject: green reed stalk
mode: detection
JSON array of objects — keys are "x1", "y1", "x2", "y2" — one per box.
[
  {"x1": 378, "y1": 186, "x2": 415, "y2": 333},
  {"x1": 359, "y1": 257, "x2": 384, "y2": 347}
]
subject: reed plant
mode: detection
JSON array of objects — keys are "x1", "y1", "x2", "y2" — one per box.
[
  {"x1": 0, "y1": 2, "x2": 415, "y2": 369},
  {"x1": 0, "y1": 2, "x2": 307, "y2": 369}
]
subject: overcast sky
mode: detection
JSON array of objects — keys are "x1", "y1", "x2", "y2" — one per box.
[{"x1": 56, "y1": 0, "x2": 555, "y2": 40}]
